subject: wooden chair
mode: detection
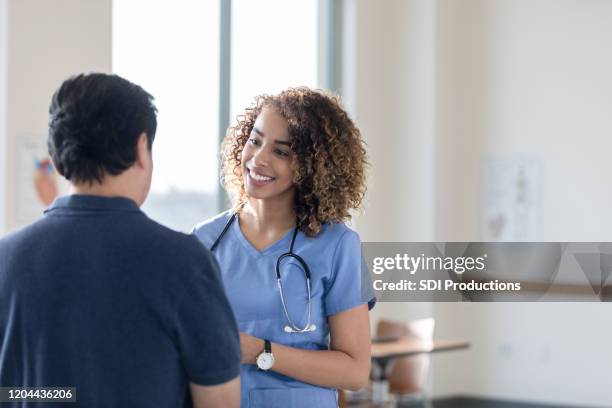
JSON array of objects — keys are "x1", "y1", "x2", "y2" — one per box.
[
  {"x1": 375, "y1": 318, "x2": 435, "y2": 397},
  {"x1": 339, "y1": 318, "x2": 435, "y2": 407}
]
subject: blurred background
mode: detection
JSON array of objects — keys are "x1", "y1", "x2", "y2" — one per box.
[{"x1": 1, "y1": 0, "x2": 611, "y2": 406}]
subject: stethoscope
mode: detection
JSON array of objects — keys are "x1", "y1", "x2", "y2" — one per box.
[{"x1": 210, "y1": 212, "x2": 317, "y2": 333}]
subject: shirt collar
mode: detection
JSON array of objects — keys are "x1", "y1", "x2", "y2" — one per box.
[{"x1": 44, "y1": 194, "x2": 141, "y2": 214}]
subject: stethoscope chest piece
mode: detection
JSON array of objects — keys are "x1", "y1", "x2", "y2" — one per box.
[{"x1": 284, "y1": 324, "x2": 317, "y2": 333}]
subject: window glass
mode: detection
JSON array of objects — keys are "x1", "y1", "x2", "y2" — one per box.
[
  {"x1": 113, "y1": 0, "x2": 220, "y2": 232},
  {"x1": 230, "y1": 0, "x2": 319, "y2": 120}
]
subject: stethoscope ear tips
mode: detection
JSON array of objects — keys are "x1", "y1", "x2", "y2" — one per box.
[{"x1": 284, "y1": 324, "x2": 317, "y2": 333}]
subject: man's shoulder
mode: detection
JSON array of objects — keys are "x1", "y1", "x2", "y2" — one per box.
[
  {"x1": 136, "y1": 215, "x2": 213, "y2": 264},
  {"x1": 0, "y1": 218, "x2": 51, "y2": 251},
  {"x1": 0, "y1": 212, "x2": 210, "y2": 270}
]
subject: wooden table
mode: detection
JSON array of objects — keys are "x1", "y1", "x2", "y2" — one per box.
[{"x1": 372, "y1": 339, "x2": 470, "y2": 359}]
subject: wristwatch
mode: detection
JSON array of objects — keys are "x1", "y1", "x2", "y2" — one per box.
[{"x1": 256, "y1": 339, "x2": 274, "y2": 371}]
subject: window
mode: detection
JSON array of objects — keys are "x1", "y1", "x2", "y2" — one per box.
[
  {"x1": 113, "y1": 0, "x2": 220, "y2": 232},
  {"x1": 113, "y1": 0, "x2": 325, "y2": 232},
  {"x1": 230, "y1": 0, "x2": 319, "y2": 120}
]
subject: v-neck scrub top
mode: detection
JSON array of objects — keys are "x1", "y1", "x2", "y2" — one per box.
[{"x1": 192, "y1": 211, "x2": 375, "y2": 408}]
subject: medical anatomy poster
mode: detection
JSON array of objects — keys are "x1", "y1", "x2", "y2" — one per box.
[{"x1": 481, "y1": 157, "x2": 543, "y2": 241}]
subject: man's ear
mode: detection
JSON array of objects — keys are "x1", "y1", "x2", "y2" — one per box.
[{"x1": 135, "y1": 132, "x2": 150, "y2": 169}]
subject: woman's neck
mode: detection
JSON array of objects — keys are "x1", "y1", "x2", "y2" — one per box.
[{"x1": 242, "y1": 197, "x2": 295, "y2": 232}]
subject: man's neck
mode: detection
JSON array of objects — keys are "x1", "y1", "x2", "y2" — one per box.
[{"x1": 70, "y1": 176, "x2": 142, "y2": 206}]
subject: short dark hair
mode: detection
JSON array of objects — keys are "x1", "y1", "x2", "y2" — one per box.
[{"x1": 48, "y1": 73, "x2": 157, "y2": 184}]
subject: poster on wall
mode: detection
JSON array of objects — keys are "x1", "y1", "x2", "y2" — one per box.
[{"x1": 481, "y1": 156, "x2": 543, "y2": 241}]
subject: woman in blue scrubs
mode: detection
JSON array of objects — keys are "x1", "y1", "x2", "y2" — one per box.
[{"x1": 193, "y1": 87, "x2": 375, "y2": 408}]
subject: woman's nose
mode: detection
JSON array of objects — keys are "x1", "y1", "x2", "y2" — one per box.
[{"x1": 252, "y1": 147, "x2": 270, "y2": 166}]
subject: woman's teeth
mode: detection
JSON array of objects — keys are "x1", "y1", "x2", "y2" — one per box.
[{"x1": 250, "y1": 171, "x2": 274, "y2": 182}]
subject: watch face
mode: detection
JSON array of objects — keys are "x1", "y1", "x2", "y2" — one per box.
[{"x1": 256, "y1": 352, "x2": 274, "y2": 370}]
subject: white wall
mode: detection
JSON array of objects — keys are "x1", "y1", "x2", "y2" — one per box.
[
  {"x1": 434, "y1": 0, "x2": 612, "y2": 243},
  {"x1": 433, "y1": 303, "x2": 612, "y2": 406},
  {"x1": 344, "y1": 0, "x2": 437, "y2": 323},
  {"x1": 4, "y1": 0, "x2": 112, "y2": 232},
  {"x1": 0, "y1": 0, "x2": 7, "y2": 234},
  {"x1": 345, "y1": 0, "x2": 612, "y2": 406},
  {"x1": 432, "y1": 1, "x2": 612, "y2": 406},
  {"x1": 345, "y1": 0, "x2": 436, "y2": 244}
]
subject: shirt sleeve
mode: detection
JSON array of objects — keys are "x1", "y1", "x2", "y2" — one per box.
[
  {"x1": 174, "y1": 248, "x2": 241, "y2": 386},
  {"x1": 324, "y1": 229, "x2": 377, "y2": 316}
]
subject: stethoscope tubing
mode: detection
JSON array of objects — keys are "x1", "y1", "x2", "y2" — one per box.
[{"x1": 211, "y1": 212, "x2": 315, "y2": 333}]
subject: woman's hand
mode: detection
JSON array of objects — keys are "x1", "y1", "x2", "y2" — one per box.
[{"x1": 239, "y1": 332, "x2": 264, "y2": 365}]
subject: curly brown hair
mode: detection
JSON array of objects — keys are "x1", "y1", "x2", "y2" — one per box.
[{"x1": 221, "y1": 87, "x2": 368, "y2": 237}]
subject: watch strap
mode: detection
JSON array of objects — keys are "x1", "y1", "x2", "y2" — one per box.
[{"x1": 264, "y1": 339, "x2": 272, "y2": 353}]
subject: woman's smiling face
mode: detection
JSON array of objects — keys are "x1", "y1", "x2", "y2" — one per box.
[{"x1": 241, "y1": 107, "x2": 295, "y2": 201}]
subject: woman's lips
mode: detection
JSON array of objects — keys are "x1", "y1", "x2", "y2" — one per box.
[{"x1": 247, "y1": 168, "x2": 275, "y2": 187}]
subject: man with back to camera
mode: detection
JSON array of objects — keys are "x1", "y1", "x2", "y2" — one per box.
[{"x1": 0, "y1": 73, "x2": 240, "y2": 407}]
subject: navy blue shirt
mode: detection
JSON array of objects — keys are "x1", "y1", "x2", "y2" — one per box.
[{"x1": 0, "y1": 195, "x2": 241, "y2": 407}]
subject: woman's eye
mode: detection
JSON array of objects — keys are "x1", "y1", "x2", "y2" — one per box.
[
  {"x1": 275, "y1": 149, "x2": 290, "y2": 157},
  {"x1": 248, "y1": 137, "x2": 260, "y2": 146}
]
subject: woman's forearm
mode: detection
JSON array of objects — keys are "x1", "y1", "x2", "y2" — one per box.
[
  {"x1": 239, "y1": 307, "x2": 372, "y2": 390},
  {"x1": 269, "y1": 342, "x2": 370, "y2": 390},
  {"x1": 241, "y1": 334, "x2": 370, "y2": 391}
]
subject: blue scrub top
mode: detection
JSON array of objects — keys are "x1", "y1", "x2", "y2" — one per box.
[{"x1": 193, "y1": 211, "x2": 375, "y2": 408}]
